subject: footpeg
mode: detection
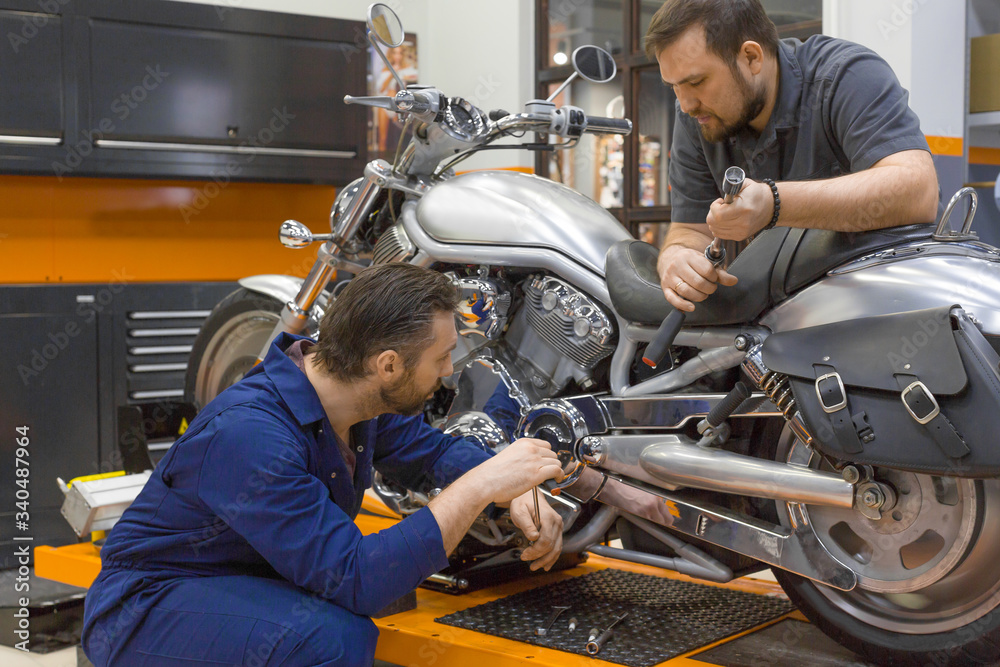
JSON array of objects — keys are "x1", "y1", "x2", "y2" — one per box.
[{"x1": 697, "y1": 381, "x2": 751, "y2": 447}]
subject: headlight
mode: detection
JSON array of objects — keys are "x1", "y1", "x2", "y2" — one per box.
[{"x1": 329, "y1": 177, "x2": 365, "y2": 232}]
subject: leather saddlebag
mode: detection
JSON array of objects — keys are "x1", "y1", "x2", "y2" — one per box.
[{"x1": 761, "y1": 305, "x2": 1000, "y2": 476}]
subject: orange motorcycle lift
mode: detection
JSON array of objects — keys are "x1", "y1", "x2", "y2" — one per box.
[{"x1": 35, "y1": 501, "x2": 869, "y2": 666}]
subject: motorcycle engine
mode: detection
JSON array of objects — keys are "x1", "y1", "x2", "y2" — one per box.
[{"x1": 503, "y1": 275, "x2": 615, "y2": 397}]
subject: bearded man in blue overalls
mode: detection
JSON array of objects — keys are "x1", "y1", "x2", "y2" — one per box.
[{"x1": 81, "y1": 263, "x2": 564, "y2": 666}]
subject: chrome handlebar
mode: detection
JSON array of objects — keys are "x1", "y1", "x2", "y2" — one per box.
[
  {"x1": 345, "y1": 91, "x2": 631, "y2": 142},
  {"x1": 344, "y1": 89, "x2": 441, "y2": 124},
  {"x1": 583, "y1": 115, "x2": 633, "y2": 134},
  {"x1": 345, "y1": 91, "x2": 631, "y2": 180},
  {"x1": 492, "y1": 108, "x2": 632, "y2": 140}
]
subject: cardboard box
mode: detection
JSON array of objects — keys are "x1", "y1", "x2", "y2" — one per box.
[{"x1": 971, "y1": 33, "x2": 1000, "y2": 113}]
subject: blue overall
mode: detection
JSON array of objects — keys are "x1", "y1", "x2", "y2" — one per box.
[{"x1": 81, "y1": 333, "x2": 491, "y2": 666}]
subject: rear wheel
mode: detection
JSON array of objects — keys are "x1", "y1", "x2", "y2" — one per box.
[
  {"x1": 772, "y1": 426, "x2": 1000, "y2": 665},
  {"x1": 184, "y1": 288, "x2": 283, "y2": 410}
]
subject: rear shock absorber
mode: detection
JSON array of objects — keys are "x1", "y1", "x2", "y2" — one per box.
[
  {"x1": 761, "y1": 371, "x2": 796, "y2": 419},
  {"x1": 742, "y1": 342, "x2": 815, "y2": 446}
]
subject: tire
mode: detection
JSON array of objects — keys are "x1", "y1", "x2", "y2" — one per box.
[
  {"x1": 774, "y1": 568, "x2": 1000, "y2": 666},
  {"x1": 184, "y1": 288, "x2": 283, "y2": 411},
  {"x1": 770, "y1": 426, "x2": 1000, "y2": 666}
]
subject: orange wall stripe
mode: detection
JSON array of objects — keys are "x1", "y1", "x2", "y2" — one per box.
[
  {"x1": 925, "y1": 135, "x2": 963, "y2": 157},
  {"x1": 456, "y1": 166, "x2": 534, "y2": 175},
  {"x1": 0, "y1": 175, "x2": 336, "y2": 284},
  {"x1": 970, "y1": 146, "x2": 1000, "y2": 166}
]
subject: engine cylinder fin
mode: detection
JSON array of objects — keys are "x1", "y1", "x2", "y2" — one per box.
[
  {"x1": 372, "y1": 223, "x2": 416, "y2": 264},
  {"x1": 520, "y1": 276, "x2": 615, "y2": 370}
]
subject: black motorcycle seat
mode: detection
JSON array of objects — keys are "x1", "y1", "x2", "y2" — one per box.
[{"x1": 605, "y1": 223, "x2": 936, "y2": 327}]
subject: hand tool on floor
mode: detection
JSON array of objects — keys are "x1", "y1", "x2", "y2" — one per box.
[
  {"x1": 536, "y1": 605, "x2": 571, "y2": 636},
  {"x1": 585, "y1": 611, "x2": 630, "y2": 656}
]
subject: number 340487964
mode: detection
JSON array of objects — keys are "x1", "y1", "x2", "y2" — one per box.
[{"x1": 14, "y1": 426, "x2": 29, "y2": 527}]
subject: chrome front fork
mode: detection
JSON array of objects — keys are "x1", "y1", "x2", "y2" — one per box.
[{"x1": 256, "y1": 160, "x2": 392, "y2": 360}]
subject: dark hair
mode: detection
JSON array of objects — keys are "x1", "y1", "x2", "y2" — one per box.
[
  {"x1": 312, "y1": 263, "x2": 459, "y2": 381},
  {"x1": 644, "y1": 0, "x2": 779, "y2": 65}
]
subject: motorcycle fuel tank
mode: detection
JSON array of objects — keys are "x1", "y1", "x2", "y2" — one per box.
[{"x1": 415, "y1": 171, "x2": 631, "y2": 276}]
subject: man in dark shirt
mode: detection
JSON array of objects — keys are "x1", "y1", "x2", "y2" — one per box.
[
  {"x1": 647, "y1": 0, "x2": 940, "y2": 311},
  {"x1": 81, "y1": 263, "x2": 564, "y2": 666}
]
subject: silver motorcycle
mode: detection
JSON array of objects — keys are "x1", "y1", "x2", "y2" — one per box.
[{"x1": 184, "y1": 4, "x2": 1000, "y2": 665}]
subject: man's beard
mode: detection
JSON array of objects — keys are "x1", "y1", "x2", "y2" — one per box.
[
  {"x1": 378, "y1": 372, "x2": 435, "y2": 416},
  {"x1": 698, "y1": 70, "x2": 767, "y2": 143}
]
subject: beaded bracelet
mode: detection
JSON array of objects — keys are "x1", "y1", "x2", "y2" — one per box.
[{"x1": 761, "y1": 177, "x2": 780, "y2": 230}]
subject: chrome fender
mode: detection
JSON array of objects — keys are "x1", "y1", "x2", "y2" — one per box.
[{"x1": 238, "y1": 274, "x2": 306, "y2": 305}]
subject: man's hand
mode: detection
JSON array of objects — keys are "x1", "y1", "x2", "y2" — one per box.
[
  {"x1": 706, "y1": 178, "x2": 774, "y2": 241},
  {"x1": 476, "y1": 438, "x2": 564, "y2": 504},
  {"x1": 657, "y1": 244, "x2": 738, "y2": 312},
  {"x1": 509, "y1": 491, "x2": 563, "y2": 571},
  {"x1": 428, "y1": 438, "x2": 563, "y2": 555}
]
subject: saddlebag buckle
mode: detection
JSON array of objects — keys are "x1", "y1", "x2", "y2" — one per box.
[
  {"x1": 815, "y1": 372, "x2": 848, "y2": 414},
  {"x1": 901, "y1": 381, "x2": 941, "y2": 425}
]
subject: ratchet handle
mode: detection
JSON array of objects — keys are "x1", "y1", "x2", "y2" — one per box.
[
  {"x1": 706, "y1": 166, "x2": 745, "y2": 266},
  {"x1": 646, "y1": 166, "x2": 744, "y2": 368},
  {"x1": 586, "y1": 612, "x2": 629, "y2": 655},
  {"x1": 722, "y1": 166, "x2": 745, "y2": 204},
  {"x1": 642, "y1": 308, "x2": 686, "y2": 368}
]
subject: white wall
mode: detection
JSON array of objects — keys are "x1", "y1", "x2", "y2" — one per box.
[
  {"x1": 417, "y1": 0, "x2": 536, "y2": 169},
  {"x1": 167, "y1": 0, "x2": 534, "y2": 169},
  {"x1": 910, "y1": 1, "x2": 966, "y2": 143},
  {"x1": 823, "y1": 0, "x2": 967, "y2": 145},
  {"x1": 822, "y1": 0, "x2": 912, "y2": 91}
]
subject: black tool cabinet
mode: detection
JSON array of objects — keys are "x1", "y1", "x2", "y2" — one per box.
[{"x1": 0, "y1": 0, "x2": 368, "y2": 184}]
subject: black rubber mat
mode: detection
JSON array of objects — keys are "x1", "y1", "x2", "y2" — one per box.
[{"x1": 435, "y1": 569, "x2": 796, "y2": 667}]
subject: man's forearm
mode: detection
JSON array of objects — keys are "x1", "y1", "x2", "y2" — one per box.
[
  {"x1": 427, "y1": 474, "x2": 492, "y2": 555},
  {"x1": 661, "y1": 222, "x2": 714, "y2": 252},
  {"x1": 775, "y1": 153, "x2": 939, "y2": 232}
]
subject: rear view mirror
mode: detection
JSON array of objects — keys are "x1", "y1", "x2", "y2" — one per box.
[
  {"x1": 546, "y1": 45, "x2": 617, "y2": 102},
  {"x1": 367, "y1": 3, "x2": 404, "y2": 48},
  {"x1": 572, "y1": 46, "x2": 616, "y2": 83}
]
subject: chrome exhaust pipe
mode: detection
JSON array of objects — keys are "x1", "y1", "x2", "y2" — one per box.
[{"x1": 578, "y1": 434, "x2": 854, "y2": 509}]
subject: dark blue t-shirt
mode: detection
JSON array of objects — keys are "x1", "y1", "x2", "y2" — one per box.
[{"x1": 669, "y1": 36, "x2": 931, "y2": 224}]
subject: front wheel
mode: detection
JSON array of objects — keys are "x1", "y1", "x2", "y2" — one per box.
[
  {"x1": 772, "y1": 427, "x2": 1000, "y2": 665},
  {"x1": 184, "y1": 288, "x2": 284, "y2": 410}
]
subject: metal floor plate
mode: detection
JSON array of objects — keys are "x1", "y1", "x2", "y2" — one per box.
[
  {"x1": 436, "y1": 569, "x2": 796, "y2": 667},
  {"x1": 694, "y1": 618, "x2": 876, "y2": 666}
]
